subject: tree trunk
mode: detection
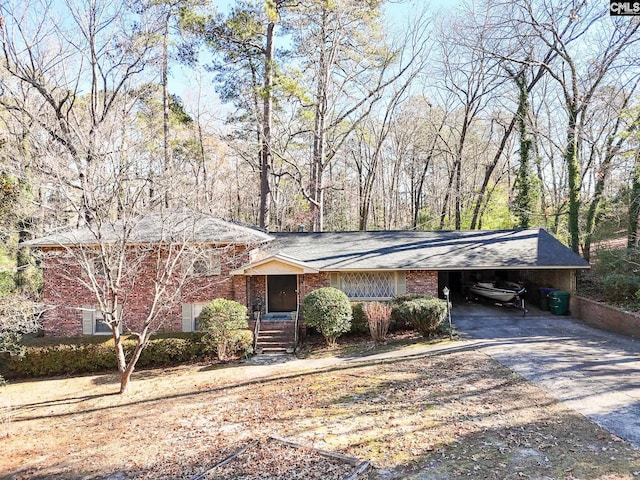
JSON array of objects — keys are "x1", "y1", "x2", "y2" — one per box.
[
  {"x1": 111, "y1": 328, "x2": 127, "y2": 375},
  {"x1": 118, "y1": 326, "x2": 151, "y2": 394},
  {"x1": 629, "y1": 151, "x2": 640, "y2": 249},
  {"x1": 565, "y1": 106, "x2": 581, "y2": 254},
  {"x1": 15, "y1": 219, "x2": 33, "y2": 292},
  {"x1": 514, "y1": 70, "x2": 534, "y2": 229},
  {"x1": 310, "y1": 5, "x2": 329, "y2": 232},
  {"x1": 439, "y1": 161, "x2": 456, "y2": 230},
  {"x1": 162, "y1": 10, "x2": 171, "y2": 208},
  {"x1": 412, "y1": 155, "x2": 431, "y2": 229},
  {"x1": 259, "y1": 18, "x2": 276, "y2": 229},
  {"x1": 454, "y1": 156, "x2": 462, "y2": 229},
  {"x1": 452, "y1": 109, "x2": 471, "y2": 230}
]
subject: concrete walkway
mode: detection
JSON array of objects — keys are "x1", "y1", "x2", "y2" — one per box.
[{"x1": 452, "y1": 302, "x2": 640, "y2": 449}]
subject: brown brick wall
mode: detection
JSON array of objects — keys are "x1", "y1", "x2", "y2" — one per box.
[
  {"x1": 571, "y1": 295, "x2": 640, "y2": 338},
  {"x1": 42, "y1": 246, "x2": 251, "y2": 336},
  {"x1": 406, "y1": 270, "x2": 439, "y2": 296},
  {"x1": 247, "y1": 275, "x2": 267, "y2": 314},
  {"x1": 300, "y1": 273, "x2": 331, "y2": 299},
  {"x1": 43, "y1": 245, "x2": 442, "y2": 338},
  {"x1": 42, "y1": 251, "x2": 87, "y2": 336}
]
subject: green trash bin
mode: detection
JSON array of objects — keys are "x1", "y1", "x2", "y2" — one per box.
[{"x1": 549, "y1": 291, "x2": 570, "y2": 315}]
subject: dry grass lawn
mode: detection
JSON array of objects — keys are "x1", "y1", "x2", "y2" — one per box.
[{"x1": 2, "y1": 335, "x2": 640, "y2": 479}]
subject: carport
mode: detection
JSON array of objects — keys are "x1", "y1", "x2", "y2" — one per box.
[{"x1": 433, "y1": 229, "x2": 590, "y2": 308}]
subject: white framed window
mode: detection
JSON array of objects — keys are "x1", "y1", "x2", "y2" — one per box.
[
  {"x1": 184, "y1": 251, "x2": 222, "y2": 277},
  {"x1": 81, "y1": 306, "x2": 122, "y2": 335},
  {"x1": 331, "y1": 271, "x2": 406, "y2": 300},
  {"x1": 93, "y1": 310, "x2": 111, "y2": 334},
  {"x1": 90, "y1": 256, "x2": 106, "y2": 278},
  {"x1": 181, "y1": 303, "x2": 208, "y2": 332}
]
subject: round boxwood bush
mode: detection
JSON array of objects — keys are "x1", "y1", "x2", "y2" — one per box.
[
  {"x1": 390, "y1": 293, "x2": 427, "y2": 330},
  {"x1": 392, "y1": 295, "x2": 447, "y2": 337},
  {"x1": 197, "y1": 298, "x2": 252, "y2": 360},
  {"x1": 302, "y1": 287, "x2": 352, "y2": 346}
]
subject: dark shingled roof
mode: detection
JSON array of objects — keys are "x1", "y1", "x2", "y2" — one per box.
[
  {"x1": 24, "y1": 215, "x2": 588, "y2": 271},
  {"x1": 268, "y1": 228, "x2": 589, "y2": 271}
]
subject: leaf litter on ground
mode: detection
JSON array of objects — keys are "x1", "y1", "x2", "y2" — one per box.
[{"x1": 2, "y1": 333, "x2": 640, "y2": 479}]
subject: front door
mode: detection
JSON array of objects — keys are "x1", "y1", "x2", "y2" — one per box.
[{"x1": 267, "y1": 275, "x2": 298, "y2": 312}]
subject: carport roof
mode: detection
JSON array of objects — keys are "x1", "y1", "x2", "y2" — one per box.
[{"x1": 266, "y1": 228, "x2": 590, "y2": 271}]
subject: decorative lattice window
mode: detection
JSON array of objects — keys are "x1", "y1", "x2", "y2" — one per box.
[{"x1": 338, "y1": 272, "x2": 396, "y2": 299}]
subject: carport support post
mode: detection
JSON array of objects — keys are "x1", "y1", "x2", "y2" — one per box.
[{"x1": 443, "y1": 286, "x2": 452, "y2": 340}]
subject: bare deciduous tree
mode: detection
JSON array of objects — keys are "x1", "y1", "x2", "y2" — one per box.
[
  {"x1": 0, "y1": 0, "x2": 160, "y2": 225},
  {"x1": 514, "y1": 0, "x2": 640, "y2": 252},
  {"x1": 38, "y1": 207, "x2": 257, "y2": 394}
]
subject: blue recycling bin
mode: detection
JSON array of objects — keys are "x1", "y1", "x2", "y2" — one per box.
[{"x1": 539, "y1": 287, "x2": 556, "y2": 311}]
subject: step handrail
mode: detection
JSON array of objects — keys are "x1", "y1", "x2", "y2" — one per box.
[
  {"x1": 293, "y1": 309, "x2": 299, "y2": 349},
  {"x1": 253, "y1": 311, "x2": 261, "y2": 352}
]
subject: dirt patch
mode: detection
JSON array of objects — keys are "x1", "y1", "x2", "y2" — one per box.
[{"x1": 1, "y1": 338, "x2": 640, "y2": 479}]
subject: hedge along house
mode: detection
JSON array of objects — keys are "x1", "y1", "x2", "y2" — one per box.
[{"x1": 24, "y1": 212, "x2": 589, "y2": 346}]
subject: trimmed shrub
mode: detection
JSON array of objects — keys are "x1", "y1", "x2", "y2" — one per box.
[
  {"x1": 349, "y1": 302, "x2": 369, "y2": 334},
  {"x1": 390, "y1": 294, "x2": 429, "y2": 330},
  {"x1": 197, "y1": 299, "x2": 253, "y2": 360},
  {"x1": 2, "y1": 337, "x2": 116, "y2": 378},
  {"x1": 229, "y1": 329, "x2": 254, "y2": 359},
  {"x1": 362, "y1": 301, "x2": 392, "y2": 344},
  {"x1": 137, "y1": 333, "x2": 213, "y2": 366},
  {"x1": 302, "y1": 287, "x2": 352, "y2": 346},
  {"x1": 391, "y1": 295, "x2": 447, "y2": 337}
]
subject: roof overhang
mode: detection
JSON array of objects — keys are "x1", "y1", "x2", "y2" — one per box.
[
  {"x1": 431, "y1": 265, "x2": 590, "y2": 271},
  {"x1": 231, "y1": 254, "x2": 319, "y2": 275}
]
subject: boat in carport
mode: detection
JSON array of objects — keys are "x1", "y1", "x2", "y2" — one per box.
[{"x1": 464, "y1": 280, "x2": 528, "y2": 315}]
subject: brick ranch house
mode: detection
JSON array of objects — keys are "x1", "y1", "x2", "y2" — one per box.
[{"x1": 23, "y1": 211, "x2": 589, "y2": 347}]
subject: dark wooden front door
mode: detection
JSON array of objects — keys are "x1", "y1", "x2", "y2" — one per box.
[{"x1": 268, "y1": 275, "x2": 298, "y2": 312}]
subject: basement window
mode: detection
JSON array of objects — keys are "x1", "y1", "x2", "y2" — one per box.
[
  {"x1": 182, "y1": 303, "x2": 208, "y2": 332},
  {"x1": 82, "y1": 306, "x2": 122, "y2": 335}
]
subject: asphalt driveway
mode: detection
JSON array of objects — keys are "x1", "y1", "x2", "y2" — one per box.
[{"x1": 451, "y1": 302, "x2": 640, "y2": 449}]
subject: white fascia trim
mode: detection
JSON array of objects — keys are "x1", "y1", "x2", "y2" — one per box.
[{"x1": 232, "y1": 254, "x2": 319, "y2": 275}]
